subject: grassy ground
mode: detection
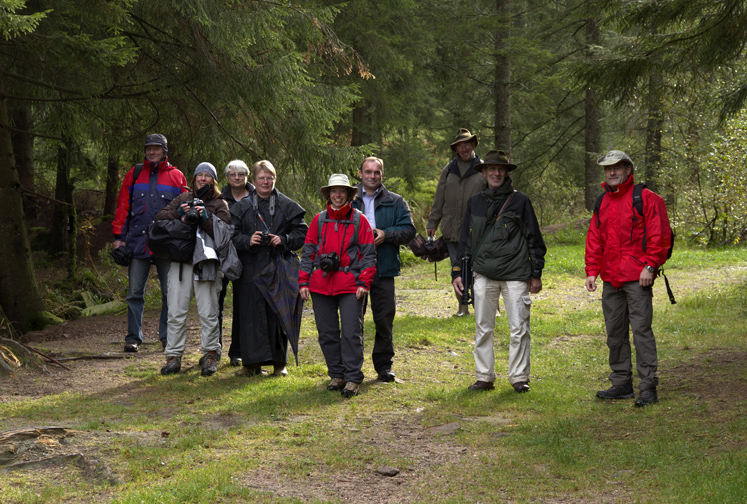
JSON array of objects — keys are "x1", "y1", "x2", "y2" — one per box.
[{"x1": 1, "y1": 241, "x2": 746, "y2": 503}]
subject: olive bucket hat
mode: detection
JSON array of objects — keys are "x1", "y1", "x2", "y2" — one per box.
[
  {"x1": 450, "y1": 128, "x2": 478, "y2": 151},
  {"x1": 473, "y1": 149, "x2": 517, "y2": 172}
]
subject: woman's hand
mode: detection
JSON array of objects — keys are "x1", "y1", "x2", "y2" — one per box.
[
  {"x1": 356, "y1": 287, "x2": 369, "y2": 300},
  {"x1": 300, "y1": 287, "x2": 310, "y2": 300}
]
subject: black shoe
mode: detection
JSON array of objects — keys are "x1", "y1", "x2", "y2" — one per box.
[
  {"x1": 201, "y1": 351, "x2": 219, "y2": 376},
  {"x1": 161, "y1": 356, "x2": 181, "y2": 375},
  {"x1": 229, "y1": 357, "x2": 242, "y2": 367},
  {"x1": 124, "y1": 342, "x2": 139, "y2": 353},
  {"x1": 468, "y1": 380, "x2": 495, "y2": 391},
  {"x1": 377, "y1": 369, "x2": 396, "y2": 382},
  {"x1": 341, "y1": 382, "x2": 359, "y2": 398},
  {"x1": 635, "y1": 388, "x2": 658, "y2": 407},
  {"x1": 512, "y1": 382, "x2": 530, "y2": 393},
  {"x1": 596, "y1": 383, "x2": 635, "y2": 399},
  {"x1": 161, "y1": 341, "x2": 167, "y2": 352},
  {"x1": 327, "y1": 378, "x2": 345, "y2": 391}
]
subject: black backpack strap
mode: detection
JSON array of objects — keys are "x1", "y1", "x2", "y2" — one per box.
[
  {"x1": 593, "y1": 192, "x2": 605, "y2": 228},
  {"x1": 124, "y1": 163, "x2": 144, "y2": 237},
  {"x1": 633, "y1": 183, "x2": 647, "y2": 251},
  {"x1": 659, "y1": 269, "x2": 676, "y2": 304}
]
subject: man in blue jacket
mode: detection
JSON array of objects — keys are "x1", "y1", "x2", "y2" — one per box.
[{"x1": 353, "y1": 157, "x2": 416, "y2": 382}]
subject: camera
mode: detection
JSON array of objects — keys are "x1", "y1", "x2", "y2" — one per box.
[
  {"x1": 184, "y1": 198, "x2": 205, "y2": 225},
  {"x1": 259, "y1": 231, "x2": 271, "y2": 246},
  {"x1": 319, "y1": 252, "x2": 340, "y2": 273}
]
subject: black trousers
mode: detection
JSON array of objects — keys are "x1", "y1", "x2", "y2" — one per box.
[
  {"x1": 361, "y1": 273, "x2": 396, "y2": 373},
  {"x1": 312, "y1": 292, "x2": 365, "y2": 384}
]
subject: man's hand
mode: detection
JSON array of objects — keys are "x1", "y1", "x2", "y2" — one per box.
[
  {"x1": 639, "y1": 268, "x2": 655, "y2": 287},
  {"x1": 113, "y1": 240, "x2": 126, "y2": 249},
  {"x1": 373, "y1": 228, "x2": 385, "y2": 246},
  {"x1": 585, "y1": 275, "x2": 597, "y2": 292},
  {"x1": 529, "y1": 277, "x2": 542, "y2": 294},
  {"x1": 427, "y1": 228, "x2": 436, "y2": 238},
  {"x1": 356, "y1": 286, "x2": 369, "y2": 300},
  {"x1": 452, "y1": 277, "x2": 464, "y2": 297},
  {"x1": 300, "y1": 287, "x2": 310, "y2": 300}
]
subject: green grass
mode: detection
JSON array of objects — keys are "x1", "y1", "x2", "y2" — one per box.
[{"x1": 2, "y1": 242, "x2": 746, "y2": 503}]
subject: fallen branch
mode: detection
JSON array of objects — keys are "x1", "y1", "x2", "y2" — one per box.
[
  {"x1": 56, "y1": 354, "x2": 126, "y2": 362},
  {"x1": 18, "y1": 342, "x2": 73, "y2": 371}
]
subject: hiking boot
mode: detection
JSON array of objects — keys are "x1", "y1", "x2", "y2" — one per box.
[
  {"x1": 341, "y1": 382, "x2": 359, "y2": 398},
  {"x1": 596, "y1": 383, "x2": 635, "y2": 400},
  {"x1": 201, "y1": 351, "x2": 219, "y2": 376},
  {"x1": 468, "y1": 380, "x2": 495, "y2": 391},
  {"x1": 124, "y1": 342, "x2": 139, "y2": 353},
  {"x1": 377, "y1": 369, "x2": 396, "y2": 382},
  {"x1": 327, "y1": 378, "x2": 345, "y2": 391},
  {"x1": 161, "y1": 356, "x2": 181, "y2": 375},
  {"x1": 635, "y1": 388, "x2": 658, "y2": 407},
  {"x1": 236, "y1": 365, "x2": 261, "y2": 377},
  {"x1": 513, "y1": 381, "x2": 530, "y2": 393},
  {"x1": 455, "y1": 304, "x2": 470, "y2": 317}
]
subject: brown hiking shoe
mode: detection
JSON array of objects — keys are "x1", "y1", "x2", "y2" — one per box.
[
  {"x1": 327, "y1": 378, "x2": 345, "y2": 391},
  {"x1": 161, "y1": 356, "x2": 181, "y2": 375},
  {"x1": 341, "y1": 382, "x2": 360, "y2": 398},
  {"x1": 201, "y1": 351, "x2": 219, "y2": 376},
  {"x1": 468, "y1": 380, "x2": 495, "y2": 391}
]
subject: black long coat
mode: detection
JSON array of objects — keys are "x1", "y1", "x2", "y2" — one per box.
[{"x1": 231, "y1": 189, "x2": 307, "y2": 366}]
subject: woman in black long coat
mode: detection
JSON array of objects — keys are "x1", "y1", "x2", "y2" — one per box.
[{"x1": 231, "y1": 160, "x2": 308, "y2": 376}]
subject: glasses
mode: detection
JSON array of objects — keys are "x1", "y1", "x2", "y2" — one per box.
[
  {"x1": 227, "y1": 172, "x2": 247, "y2": 179},
  {"x1": 255, "y1": 177, "x2": 275, "y2": 183}
]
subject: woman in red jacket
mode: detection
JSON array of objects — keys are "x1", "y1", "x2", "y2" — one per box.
[{"x1": 299, "y1": 174, "x2": 376, "y2": 397}]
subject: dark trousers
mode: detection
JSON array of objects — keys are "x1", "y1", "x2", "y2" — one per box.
[
  {"x1": 312, "y1": 292, "x2": 364, "y2": 384},
  {"x1": 602, "y1": 281, "x2": 659, "y2": 391},
  {"x1": 361, "y1": 273, "x2": 396, "y2": 373}
]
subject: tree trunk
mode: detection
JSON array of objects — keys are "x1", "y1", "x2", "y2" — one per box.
[
  {"x1": 103, "y1": 154, "x2": 119, "y2": 218},
  {"x1": 644, "y1": 73, "x2": 664, "y2": 193},
  {"x1": 10, "y1": 105, "x2": 36, "y2": 221},
  {"x1": 50, "y1": 136, "x2": 77, "y2": 278},
  {"x1": 584, "y1": 16, "x2": 601, "y2": 211},
  {"x1": 351, "y1": 101, "x2": 374, "y2": 147},
  {"x1": 0, "y1": 85, "x2": 48, "y2": 333},
  {"x1": 493, "y1": 0, "x2": 512, "y2": 152}
]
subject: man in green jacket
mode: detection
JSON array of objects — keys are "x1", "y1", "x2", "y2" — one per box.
[
  {"x1": 427, "y1": 128, "x2": 485, "y2": 316},
  {"x1": 452, "y1": 150, "x2": 546, "y2": 393}
]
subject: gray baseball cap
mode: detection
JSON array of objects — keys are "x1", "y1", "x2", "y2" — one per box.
[{"x1": 597, "y1": 150, "x2": 633, "y2": 168}]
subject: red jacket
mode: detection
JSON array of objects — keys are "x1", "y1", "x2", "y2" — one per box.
[
  {"x1": 299, "y1": 204, "x2": 376, "y2": 295},
  {"x1": 112, "y1": 158, "x2": 188, "y2": 258},
  {"x1": 585, "y1": 174, "x2": 671, "y2": 288}
]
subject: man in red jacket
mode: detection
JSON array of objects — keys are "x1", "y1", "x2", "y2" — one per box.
[
  {"x1": 585, "y1": 150, "x2": 671, "y2": 407},
  {"x1": 112, "y1": 134, "x2": 187, "y2": 353}
]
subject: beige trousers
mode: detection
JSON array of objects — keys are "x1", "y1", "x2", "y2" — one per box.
[{"x1": 472, "y1": 273, "x2": 532, "y2": 384}]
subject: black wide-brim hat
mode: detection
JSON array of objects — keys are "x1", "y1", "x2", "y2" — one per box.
[{"x1": 473, "y1": 149, "x2": 517, "y2": 172}]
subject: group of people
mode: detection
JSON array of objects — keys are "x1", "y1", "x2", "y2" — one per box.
[{"x1": 112, "y1": 130, "x2": 671, "y2": 406}]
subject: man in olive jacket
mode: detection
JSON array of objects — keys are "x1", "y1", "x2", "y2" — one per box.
[
  {"x1": 452, "y1": 150, "x2": 546, "y2": 393},
  {"x1": 427, "y1": 128, "x2": 485, "y2": 316},
  {"x1": 353, "y1": 157, "x2": 416, "y2": 382}
]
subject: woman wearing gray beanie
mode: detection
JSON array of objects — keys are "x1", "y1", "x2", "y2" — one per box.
[{"x1": 154, "y1": 162, "x2": 231, "y2": 377}]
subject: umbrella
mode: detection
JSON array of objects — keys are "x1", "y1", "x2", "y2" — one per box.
[{"x1": 253, "y1": 254, "x2": 303, "y2": 365}]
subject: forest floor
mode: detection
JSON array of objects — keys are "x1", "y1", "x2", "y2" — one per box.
[{"x1": 2, "y1": 222, "x2": 747, "y2": 503}]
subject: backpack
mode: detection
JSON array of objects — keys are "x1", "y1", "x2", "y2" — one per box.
[{"x1": 594, "y1": 183, "x2": 676, "y2": 303}]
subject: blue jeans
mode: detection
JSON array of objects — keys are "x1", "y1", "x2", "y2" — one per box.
[{"x1": 125, "y1": 257, "x2": 170, "y2": 344}]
